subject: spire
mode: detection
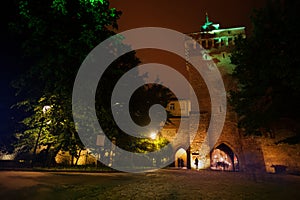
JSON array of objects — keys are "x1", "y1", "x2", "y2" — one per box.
[
  {"x1": 201, "y1": 13, "x2": 220, "y2": 31},
  {"x1": 205, "y1": 12, "x2": 209, "y2": 24}
]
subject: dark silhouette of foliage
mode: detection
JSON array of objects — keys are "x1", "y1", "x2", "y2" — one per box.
[{"x1": 230, "y1": 0, "x2": 300, "y2": 137}]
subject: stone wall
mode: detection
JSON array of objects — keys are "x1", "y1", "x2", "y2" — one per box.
[{"x1": 259, "y1": 129, "x2": 300, "y2": 174}]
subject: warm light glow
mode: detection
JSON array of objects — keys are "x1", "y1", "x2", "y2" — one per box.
[
  {"x1": 175, "y1": 148, "x2": 187, "y2": 168},
  {"x1": 0, "y1": 153, "x2": 16, "y2": 160},
  {"x1": 42, "y1": 105, "x2": 51, "y2": 113},
  {"x1": 196, "y1": 160, "x2": 205, "y2": 169},
  {"x1": 55, "y1": 149, "x2": 96, "y2": 165},
  {"x1": 150, "y1": 132, "x2": 157, "y2": 140},
  {"x1": 210, "y1": 148, "x2": 235, "y2": 171}
]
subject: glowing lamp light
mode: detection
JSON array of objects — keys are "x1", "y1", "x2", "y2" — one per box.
[
  {"x1": 150, "y1": 132, "x2": 157, "y2": 140},
  {"x1": 198, "y1": 160, "x2": 205, "y2": 169},
  {"x1": 42, "y1": 105, "x2": 51, "y2": 113}
]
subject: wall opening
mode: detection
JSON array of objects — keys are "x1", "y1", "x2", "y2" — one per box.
[
  {"x1": 175, "y1": 148, "x2": 187, "y2": 168},
  {"x1": 210, "y1": 143, "x2": 239, "y2": 171}
]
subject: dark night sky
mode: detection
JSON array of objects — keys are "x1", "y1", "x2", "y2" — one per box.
[
  {"x1": 0, "y1": 0, "x2": 267, "y2": 144},
  {"x1": 0, "y1": 1, "x2": 21, "y2": 144},
  {"x1": 110, "y1": 0, "x2": 266, "y2": 33}
]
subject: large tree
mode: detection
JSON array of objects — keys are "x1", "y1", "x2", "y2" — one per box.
[
  {"x1": 11, "y1": 0, "x2": 131, "y2": 166},
  {"x1": 12, "y1": 0, "x2": 172, "y2": 166},
  {"x1": 230, "y1": 0, "x2": 300, "y2": 137}
]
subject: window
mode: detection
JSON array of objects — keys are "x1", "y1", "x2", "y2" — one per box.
[{"x1": 169, "y1": 103, "x2": 175, "y2": 110}]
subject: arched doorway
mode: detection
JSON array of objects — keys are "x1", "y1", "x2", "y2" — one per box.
[
  {"x1": 175, "y1": 148, "x2": 187, "y2": 168},
  {"x1": 210, "y1": 143, "x2": 239, "y2": 171}
]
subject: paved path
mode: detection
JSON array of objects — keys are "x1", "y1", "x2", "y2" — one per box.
[{"x1": 1, "y1": 169, "x2": 300, "y2": 199}]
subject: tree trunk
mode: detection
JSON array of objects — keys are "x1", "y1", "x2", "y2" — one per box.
[
  {"x1": 71, "y1": 155, "x2": 74, "y2": 166},
  {"x1": 43, "y1": 144, "x2": 51, "y2": 167},
  {"x1": 75, "y1": 149, "x2": 82, "y2": 166}
]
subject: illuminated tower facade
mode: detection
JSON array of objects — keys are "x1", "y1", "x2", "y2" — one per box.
[{"x1": 161, "y1": 14, "x2": 260, "y2": 171}]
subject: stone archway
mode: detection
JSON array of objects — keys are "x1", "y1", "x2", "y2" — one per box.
[
  {"x1": 210, "y1": 143, "x2": 239, "y2": 171},
  {"x1": 175, "y1": 148, "x2": 187, "y2": 168}
]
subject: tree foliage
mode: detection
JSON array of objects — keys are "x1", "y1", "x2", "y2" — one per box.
[
  {"x1": 11, "y1": 0, "x2": 123, "y2": 165},
  {"x1": 230, "y1": 0, "x2": 300, "y2": 135},
  {"x1": 12, "y1": 0, "x2": 121, "y2": 97},
  {"x1": 11, "y1": 0, "x2": 172, "y2": 166}
]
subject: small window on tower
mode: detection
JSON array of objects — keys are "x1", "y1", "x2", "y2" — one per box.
[{"x1": 169, "y1": 103, "x2": 175, "y2": 110}]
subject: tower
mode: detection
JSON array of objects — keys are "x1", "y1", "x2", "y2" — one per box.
[{"x1": 162, "y1": 15, "x2": 249, "y2": 171}]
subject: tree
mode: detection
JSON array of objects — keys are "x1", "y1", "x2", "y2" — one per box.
[
  {"x1": 11, "y1": 0, "x2": 125, "y2": 166},
  {"x1": 95, "y1": 62, "x2": 174, "y2": 154},
  {"x1": 11, "y1": 0, "x2": 173, "y2": 166},
  {"x1": 130, "y1": 83, "x2": 175, "y2": 127},
  {"x1": 230, "y1": 0, "x2": 300, "y2": 136}
]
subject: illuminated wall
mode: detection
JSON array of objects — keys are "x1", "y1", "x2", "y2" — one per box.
[
  {"x1": 55, "y1": 150, "x2": 96, "y2": 165},
  {"x1": 161, "y1": 16, "x2": 248, "y2": 171}
]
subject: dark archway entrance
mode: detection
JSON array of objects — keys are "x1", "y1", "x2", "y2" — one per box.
[
  {"x1": 210, "y1": 143, "x2": 239, "y2": 171},
  {"x1": 175, "y1": 148, "x2": 187, "y2": 168}
]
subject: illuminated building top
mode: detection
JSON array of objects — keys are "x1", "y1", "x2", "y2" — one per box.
[
  {"x1": 186, "y1": 14, "x2": 246, "y2": 50},
  {"x1": 201, "y1": 13, "x2": 220, "y2": 31}
]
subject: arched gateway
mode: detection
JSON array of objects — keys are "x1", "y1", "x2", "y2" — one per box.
[
  {"x1": 210, "y1": 143, "x2": 239, "y2": 171},
  {"x1": 175, "y1": 148, "x2": 187, "y2": 168}
]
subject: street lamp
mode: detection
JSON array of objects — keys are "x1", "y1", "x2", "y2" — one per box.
[
  {"x1": 42, "y1": 105, "x2": 51, "y2": 113},
  {"x1": 32, "y1": 105, "x2": 51, "y2": 167}
]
